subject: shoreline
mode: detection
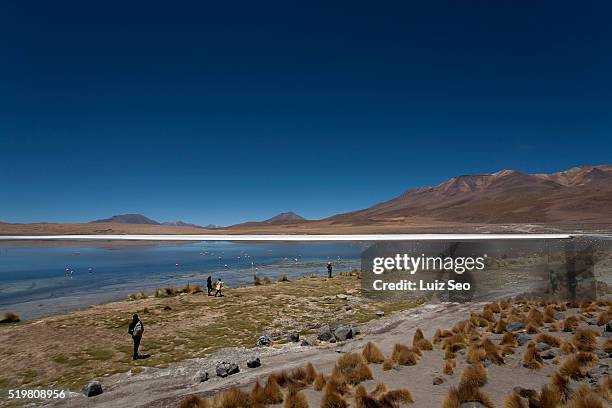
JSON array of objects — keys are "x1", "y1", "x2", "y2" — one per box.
[{"x1": 0, "y1": 273, "x2": 418, "y2": 399}]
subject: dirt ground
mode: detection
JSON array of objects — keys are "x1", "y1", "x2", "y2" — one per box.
[
  {"x1": 36, "y1": 298, "x2": 611, "y2": 408},
  {"x1": 0, "y1": 274, "x2": 416, "y2": 403}
]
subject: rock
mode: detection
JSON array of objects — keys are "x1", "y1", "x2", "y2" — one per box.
[
  {"x1": 513, "y1": 387, "x2": 538, "y2": 400},
  {"x1": 162, "y1": 305, "x2": 172, "y2": 311},
  {"x1": 329, "y1": 337, "x2": 337, "y2": 343},
  {"x1": 216, "y1": 362, "x2": 240, "y2": 377},
  {"x1": 287, "y1": 332, "x2": 300, "y2": 343},
  {"x1": 352, "y1": 326, "x2": 361, "y2": 336},
  {"x1": 317, "y1": 326, "x2": 335, "y2": 342},
  {"x1": 506, "y1": 322, "x2": 525, "y2": 332},
  {"x1": 540, "y1": 349, "x2": 558, "y2": 359},
  {"x1": 553, "y1": 312, "x2": 564, "y2": 321},
  {"x1": 194, "y1": 371, "x2": 209, "y2": 382},
  {"x1": 433, "y1": 376, "x2": 444, "y2": 385},
  {"x1": 535, "y1": 342, "x2": 550, "y2": 351},
  {"x1": 606, "y1": 322, "x2": 612, "y2": 333},
  {"x1": 336, "y1": 294, "x2": 348, "y2": 299},
  {"x1": 586, "y1": 318, "x2": 597, "y2": 326},
  {"x1": 300, "y1": 339, "x2": 312, "y2": 346},
  {"x1": 375, "y1": 310, "x2": 385, "y2": 317},
  {"x1": 516, "y1": 333, "x2": 532, "y2": 346},
  {"x1": 256, "y1": 336, "x2": 272, "y2": 347},
  {"x1": 596, "y1": 350, "x2": 609, "y2": 359},
  {"x1": 587, "y1": 366, "x2": 607, "y2": 379},
  {"x1": 82, "y1": 381, "x2": 103, "y2": 397},
  {"x1": 246, "y1": 357, "x2": 261, "y2": 368},
  {"x1": 333, "y1": 326, "x2": 353, "y2": 341},
  {"x1": 345, "y1": 306, "x2": 352, "y2": 311}
]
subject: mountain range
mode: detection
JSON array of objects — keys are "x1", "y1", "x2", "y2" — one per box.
[
  {"x1": 1, "y1": 165, "x2": 611, "y2": 234},
  {"x1": 326, "y1": 165, "x2": 612, "y2": 226}
]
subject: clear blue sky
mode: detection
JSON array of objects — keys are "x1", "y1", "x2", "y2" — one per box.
[{"x1": 1, "y1": 1, "x2": 610, "y2": 226}]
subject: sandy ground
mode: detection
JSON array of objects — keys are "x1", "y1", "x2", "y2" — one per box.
[
  {"x1": 2, "y1": 219, "x2": 610, "y2": 239},
  {"x1": 34, "y1": 296, "x2": 612, "y2": 408}
]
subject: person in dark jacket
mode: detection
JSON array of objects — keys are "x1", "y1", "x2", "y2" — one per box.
[
  {"x1": 206, "y1": 276, "x2": 213, "y2": 296},
  {"x1": 128, "y1": 314, "x2": 144, "y2": 360},
  {"x1": 327, "y1": 262, "x2": 333, "y2": 278}
]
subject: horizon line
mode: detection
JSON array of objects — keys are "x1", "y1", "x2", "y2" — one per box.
[{"x1": 0, "y1": 234, "x2": 577, "y2": 242}]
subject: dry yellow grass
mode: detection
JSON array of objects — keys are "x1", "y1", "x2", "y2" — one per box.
[
  {"x1": 443, "y1": 384, "x2": 494, "y2": 408},
  {"x1": 177, "y1": 395, "x2": 210, "y2": 408},
  {"x1": 283, "y1": 386, "x2": 309, "y2": 408},
  {"x1": 572, "y1": 329, "x2": 598, "y2": 352},
  {"x1": 504, "y1": 393, "x2": 528, "y2": 408},
  {"x1": 362, "y1": 342, "x2": 386, "y2": 364},
  {"x1": 334, "y1": 353, "x2": 373, "y2": 385},
  {"x1": 535, "y1": 333, "x2": 561, "y2": 347},
  {"x1": 212, "y1": 387, "x2": 252, "y2": 408},
  {"x1": 459, "y1": 363, "x2": 488, "y2": 388},
  {"x1": 320, "y1": 392, "x2": 348, "y2": 408},
  {"x1": 443, "y1": 359, "x2": 456, "y2": 375},
  {"x1": 522, "y1": 344, "x2": 543, "y2": 370}
]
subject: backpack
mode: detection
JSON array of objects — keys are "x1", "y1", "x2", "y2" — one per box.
[{"x1": 133, "y1": 321, "x2": 143, "y2": 337}]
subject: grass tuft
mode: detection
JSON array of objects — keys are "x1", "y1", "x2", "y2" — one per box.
[
  {"x1": 459, "y1": 363, "x2": 488, "y2": 388},
  {"x1": 334, "y1": 353, "x2": 372, "y2": 385},
  {"x1": 362, "y1": 342, "x2": 386, "y2": 364},
  {"x1": 0, "y1": 312, "x2": 20, "y2": 323},
  {"x1": 177, "y1": 395, "x2": 210, "y2": 408}
]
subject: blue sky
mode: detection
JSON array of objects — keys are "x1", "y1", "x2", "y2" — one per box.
[{"x1": 1, "y1": 1, "x2": 611, "y2": 226}]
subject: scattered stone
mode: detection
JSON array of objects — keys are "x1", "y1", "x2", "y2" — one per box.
[
  {"x1": 194, "y1": 371, "x2": 209, "y2": 382},
  {"x1": 553, "y1": 312, "x2": 564, "y2": 321},
  {"x1": 82, "y1": 381, "x2": 103, "y2": 397},
  {"x1": 246, "y1": 357, "x2": 261, "y2": 368},
  {"x1": 585, "y1": 318, "x2": 597, "y2": 326},
  {"x1": 336, "y1": 294, "x2": 348, "y2": 300},
  {"x1": 506, "y1": 322, "x2": 525, "y2": 332},
  {"x1": 433, "y1": 376, "x2": 444, "y2": 385},
  {"x1": 300, "y1": 339, "x2": 312, "y2": 347},
  {"x1": 256, "y1": 336, "x2": 272, "y2": 347},
  {"x1": 216, "y1": 362, "x2": 240, "y2": 377},
  {"x1": 516, "y1": 333, "x2": 532, "y2": 346},
  {"x1": 317, "y1": 326, "x2": 335, "y2": 342},
  {"x1": 587, "y1": 365, "x2": 607, "y2": 379},
  {"x1": 287, "y1": 332, "x2": 300, "y2": 343},
  {"x1": 333, "y1": 325, "x2": 353, "y2": 341},
  {"x1": 375, "y1": 310, "x2": 385, "y2": 317},
  {"x1": 345, "y1": 306, "x2": 352, "y2": 311},
  {"x1": 540, "y1": 349, "x2": 558, "y2": 359},
  {"x1": 535, "y1": 342, "x2": 551, "y2": 351}
]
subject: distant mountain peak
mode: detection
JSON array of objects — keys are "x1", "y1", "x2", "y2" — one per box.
[
  {"x1": 264, "y1": 212, "x2": 306, "y2": 224},
  {"x1": 90, "y1": 214, "x2": 160, "y2": 225}
]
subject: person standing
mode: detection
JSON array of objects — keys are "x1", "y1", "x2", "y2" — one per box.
[
  {"x1": 214, "y1": 278, "x2": 224, "y2": 297},
  {"x1": 206, "y1": 276, "x2": 213, "y2": 296},
  {"x1": 128, "y1": 314, "x2": 144, "y2": 360},
  {"x1": 327, "y1": 262, "x2": 333, "y2": 278}
]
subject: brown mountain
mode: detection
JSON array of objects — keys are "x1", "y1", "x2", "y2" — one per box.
[
  {"x1": 327, "y1": 165, "x2": 612, "y2": 226},
  {"x1": 90, "y1": 214, "x2": 160, "y2": 225},
  {"x1": 233, "y1": 212, "x2": 307, "y2": 227}
]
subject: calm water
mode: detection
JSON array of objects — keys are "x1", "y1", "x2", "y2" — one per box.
[{"x1": 0, "y1": 241, "x2": 364, "y2": 319}]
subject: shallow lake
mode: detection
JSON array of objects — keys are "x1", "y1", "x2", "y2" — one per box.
[{"x1": 0, "y1": 241, "x2": 365, "y2": 319}]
